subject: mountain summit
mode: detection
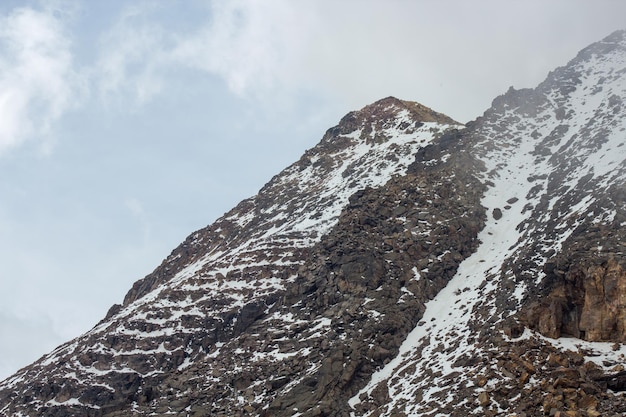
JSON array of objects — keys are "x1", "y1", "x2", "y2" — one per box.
[{"x1": 2, "y1": 31, "x2": 626, "y2": 417}]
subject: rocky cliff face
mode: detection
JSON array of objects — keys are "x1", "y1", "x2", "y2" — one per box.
[{"x1": 2, "y1": 31, "x2": 626, "y2": 417}]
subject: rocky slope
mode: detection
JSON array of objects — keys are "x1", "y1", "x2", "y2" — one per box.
[
  {"x1": 2, "y1": 31, "x2": 626, "y2": 417},
  {"x1": 351, "y1": 30, "x2": 626, "y2": 417}
]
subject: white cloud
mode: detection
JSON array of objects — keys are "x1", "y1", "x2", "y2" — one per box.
[
  {"x1": 171, "y1": 0, "x2": 311, "y2": 97},
  {"x1": 0, "y1": 6, "x2": 81, "y2": 155},
  {"x1": 92, "y1": 0, "x2": 626, "y2": 123},
  {"x1": 95, "y1": 3, "x2": 169, "y2": 106},
  {"x1": 93, "y1": 0, "x2": 314, "y2": 108}
]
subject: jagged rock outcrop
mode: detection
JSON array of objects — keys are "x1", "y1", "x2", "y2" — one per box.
[
  {"x1": 2, "y1": 31, "x2": 626, "y2": 417},
  {"x1": 524, "y1": 257, "x2": 626, "y2": 341}
]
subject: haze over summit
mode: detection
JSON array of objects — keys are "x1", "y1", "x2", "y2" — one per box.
[{"x1": 1, "y1": 0, "x2": 626, "y2": 381}]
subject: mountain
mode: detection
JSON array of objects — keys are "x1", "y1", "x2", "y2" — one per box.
[{"x1": 2, "y1": 30, "x2": 626, "y2": 417}]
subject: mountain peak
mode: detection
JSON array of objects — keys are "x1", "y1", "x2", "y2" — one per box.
[
  {"x1": 359, "y1": 96, "x2": 459, "y2": 125},
  {"x1": 321, "y1": 97, "x2": 460, "y2": 146}
]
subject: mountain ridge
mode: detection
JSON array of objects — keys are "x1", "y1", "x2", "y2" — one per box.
[
  {"x1": 1, "y1": 95, "x2": 465, "y2": 416},
  {"x1": 2, "y1": 30, "x2": 626, "y2": 416}
]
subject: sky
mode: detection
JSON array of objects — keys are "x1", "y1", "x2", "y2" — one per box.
[{"x1": 0, "y1": 0, "x2": 625, "y2": 380}]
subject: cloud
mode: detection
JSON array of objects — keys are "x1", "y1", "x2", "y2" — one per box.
[
  {"x1": 95, "y1": 3, "x2": 170, "y2": 106},
  {"x1": 0, "y1": 1, "x2": 622, "y2": 153},
  {"x1": 0, "y1": 5, "x2": 81, "y2": 156},
  {"x1": 171, "y1": 0, "x2": 311, "y2": 97},
  {"x1": 92, "y1": 0, "x2": 626, "y2": 123},
  {"x1": 291, "y1": 0, "x2": 626, "y2": 122},
  {"x1": 93, "y1": 0, "x2": 314, "y2": 109}
]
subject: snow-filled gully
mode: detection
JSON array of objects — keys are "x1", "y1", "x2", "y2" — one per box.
[
  {"x1": 350, "y1": 86, "x2": 626, "y2": 415},
  {"x1": 349, "y1": 190, "x2": 523, "y2": 412}
]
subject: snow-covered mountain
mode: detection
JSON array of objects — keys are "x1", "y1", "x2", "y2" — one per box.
[{"x1": 2, "y1": 31, "x2": 626, "y2": 417}]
